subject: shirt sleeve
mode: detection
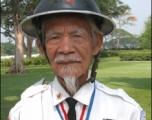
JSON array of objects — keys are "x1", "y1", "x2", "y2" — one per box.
[
  {"x1": 140, "y1": 109, "x2": 146, "y2": 120},
  {"x1": 8, "y1": 100, "x2": 22, "y2": 120}
]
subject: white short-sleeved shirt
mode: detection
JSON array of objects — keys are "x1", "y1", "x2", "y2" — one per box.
[{"x1": 9, "y1": 74, "x2": 146, "y2": 120}]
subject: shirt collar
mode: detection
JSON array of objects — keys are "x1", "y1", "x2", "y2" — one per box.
[
  {"x1": 73, "y1": 73, "x2": 94, "y2": 105},
  {"x1": 51, "y1": 77, "x2": 70, "y2": 106},
  {"x1": 51, "y1": 72, "x2": 94, "y2": 106}
]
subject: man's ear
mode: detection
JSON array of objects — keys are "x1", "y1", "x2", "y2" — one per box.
[
  {"x1": 37, "y1": 44, "x2": 46, "y2": 57},
  {"x1": 92, "y1": 33, "x2": 103, "y2": 55}
]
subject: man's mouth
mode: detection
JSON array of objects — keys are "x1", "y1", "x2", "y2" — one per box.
[{"x1": 57, "y1": 61, "x2": 80, "y2": 65}]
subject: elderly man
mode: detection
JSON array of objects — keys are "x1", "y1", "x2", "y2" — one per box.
[{"x1": 9, "y1": 0, "x2": 145, "y2": 120}]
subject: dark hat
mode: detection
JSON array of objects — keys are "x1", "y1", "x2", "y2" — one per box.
[{"x1": 20, "y1": 0, "x2": 115, "y2": 38}]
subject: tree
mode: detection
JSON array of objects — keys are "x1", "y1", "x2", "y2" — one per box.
[
  {"x1": 1, "y1": 0, "x2": 40, "y2": 74},
  {"x1": 114, "y1": 11, "x2": 137, "y2": 49},
  {"x1": 103, "y1": 28, "x2": 140, "y2": 49},
  {"x1": 140, "y1": 15, "x2": 151, "y2": 49},
  {"x1": 21, "y1": 0, "x2": 40, "y2": 58},
  {"x1": 1, "y1": 0, "x2": 40, "y2": 59},
  {"x1": 1, "y1": 44, "x2": 6, "y2": 56},
  {"x1": 1, "y1": 42, "x2": 15, "y2": 55},
  {"x1": 23, "y1": 36, "x2": 34, "y2": 58},
  {"x1": 3, "y1": 0, "x2": 27, "y2": 74},
  {"x1": 95, "y1": 0, "x2": 130, "y2": 18},
  {"x1": 32, "y1": 46, "x2": 40, "y2": 54},
  {"x1": 95, "y1": 0, "x2": 137, "y2": 49}
]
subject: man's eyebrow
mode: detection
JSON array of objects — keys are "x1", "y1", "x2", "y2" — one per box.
[
  {"x1": 45, "y1": 29, "x2": 87, "y2": 39},
  {"x1": 70, "y1": 29, "x2": 88, "y2": 35},
  {"x1": 45, "y1": 31, "x2": 61, "y2": 39}
]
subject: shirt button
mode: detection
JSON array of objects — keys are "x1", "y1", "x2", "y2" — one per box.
[{"x1": 57, "y1": 93, "x2": 62, "y2": 100}]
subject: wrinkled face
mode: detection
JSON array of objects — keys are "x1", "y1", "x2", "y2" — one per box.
[{"x1": 40, "y1": 15, "x2": 102, "y2": 83}]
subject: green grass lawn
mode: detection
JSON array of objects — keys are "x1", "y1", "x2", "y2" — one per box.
[{"x1": 1, "y1": 57, "x2": 151, "y2": 120}]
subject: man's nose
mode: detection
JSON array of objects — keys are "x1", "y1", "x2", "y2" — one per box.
[{"x1": 58, "y1": 37, "x2": 75, "y2": 55}]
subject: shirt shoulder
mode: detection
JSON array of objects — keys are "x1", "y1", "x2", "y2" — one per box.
[
  {"x1": 10, "y1": 78, "x2": 47, "y2": 112},
  {"x1": 9, "y1": 78, "x2": 51, "y2": 120},
  {"x1": 21, "y1": 78, "x2": 50, "y2": 98},
  {"x1": 95, "y1": 81, "x2": 146, "y2": 120},
  {"x1": 95, "y1": 81, "x2": 140, "y2": 108}
]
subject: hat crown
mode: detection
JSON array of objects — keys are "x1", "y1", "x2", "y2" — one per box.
[
  {"x1": 34, "y1": 0, "x2": 101, "y2": 15},
  {"x1": 20, "y1": 0, "x2": 115, "y2": 38}
]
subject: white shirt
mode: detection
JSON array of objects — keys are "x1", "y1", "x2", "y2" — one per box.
[{"x1": 9, "y1": 74, "x2": 146, "y2": 120}]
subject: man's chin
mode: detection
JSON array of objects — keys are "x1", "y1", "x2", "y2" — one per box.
[
  {"x1": 57, "y1": 66, "x2": 82, "y2": 81},
  {"x1": 63, "y1": 75, "x2": 77, "y2": 96},
  {"x1": 59, "y1": 73, "x2": 81, "y2": 80}
]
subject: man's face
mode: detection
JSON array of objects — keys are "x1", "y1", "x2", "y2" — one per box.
[{"x1": 41, "y1": 15, "x2": 102, "y2": 83}]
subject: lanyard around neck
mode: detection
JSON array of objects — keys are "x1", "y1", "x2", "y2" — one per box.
[{"x1": 56, "y1": 82, "x2": 96, "y2": 120}]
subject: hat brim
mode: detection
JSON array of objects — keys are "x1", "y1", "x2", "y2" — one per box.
[{"x1": 20, "y1": 10, "x2": 116, "y2": 38}]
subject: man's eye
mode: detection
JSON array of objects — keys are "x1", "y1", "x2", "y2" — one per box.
[
  {"x1": 46, "y1": 36, "x2": 60, "y2": 43},
  {"x1": 51, "y1": 36, "x2": 60, "y2": 40},
  {"x1": 73, "y1": 35, "x2": 81, "y2": 38}
]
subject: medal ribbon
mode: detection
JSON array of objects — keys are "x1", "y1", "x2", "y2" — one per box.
[{"x1": 56, "y1": 82, "x2": 96, "y2": 120}]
